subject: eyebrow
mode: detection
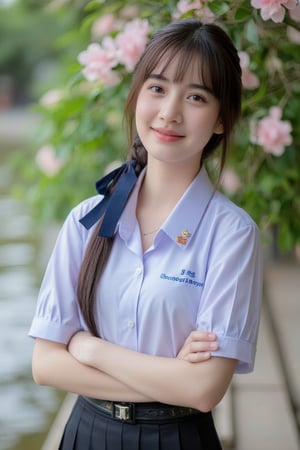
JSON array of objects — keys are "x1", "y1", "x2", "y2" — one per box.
[{"x1": 148, "y1": 73, "x2": 214, "y2": 95}]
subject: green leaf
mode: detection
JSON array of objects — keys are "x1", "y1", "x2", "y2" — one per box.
[
  {"x1": 278, "y1": 222, "x2": 294, "y2": 251},
  {"x1": 209, "y1": 2, "x2": 230, "y2": 16},
  {"x1": 234, "y1": 5, "x2": 252, "y2": 21},
  {"x1": 245, "y1": 20, "x2": 259, "y2": 44},
  {"x1": 85, "y1": 0, "x2": 106, "y2": 12}
]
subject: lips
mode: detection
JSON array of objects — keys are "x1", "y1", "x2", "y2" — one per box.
[{"x1": 151, "y1": 127, "x2": 184, "y2": 142}]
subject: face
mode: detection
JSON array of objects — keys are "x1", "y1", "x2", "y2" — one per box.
[{"x1": 135, "y1": 54, "x2": 224, "y2": 170}]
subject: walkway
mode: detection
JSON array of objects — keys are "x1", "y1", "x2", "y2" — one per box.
[{"x1": 216, "y1": 259, "x2": 300, "y2": 450}]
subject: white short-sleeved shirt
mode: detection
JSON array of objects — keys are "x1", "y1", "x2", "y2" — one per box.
[{"x1": 29, "y1": 167, "x2": 263, "y2": 373}]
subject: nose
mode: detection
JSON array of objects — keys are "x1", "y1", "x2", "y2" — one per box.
[{"x1": 158, "y1": 93, "x2": 183, "y2": 123}]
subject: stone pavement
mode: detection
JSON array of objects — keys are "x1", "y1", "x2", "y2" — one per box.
[{"x1": 216, "y1": 259, "x2": 300, "y2": 450}]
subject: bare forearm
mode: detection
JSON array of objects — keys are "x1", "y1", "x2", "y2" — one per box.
[
  {"x1": 32, "y1": 339, "x2": 153, "y2": 402},
  {"x1": 82, "y1": 338, "x2": 236, "y2": 412}
]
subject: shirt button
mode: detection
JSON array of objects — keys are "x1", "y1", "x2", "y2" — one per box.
[
  {"x1": 135, "y1": 267, "x2": 142, "y2": 276},
  {"x1": 128, "y1": 320, "x2": 135, "y2": 329}
]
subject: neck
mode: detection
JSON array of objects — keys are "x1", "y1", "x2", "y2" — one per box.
[
  {"x1": 136, "y1": 159, "x2": 201, "y2": 251},
  {"x1": 141, "y1": 158, "x2": 201, "y2": 206}
]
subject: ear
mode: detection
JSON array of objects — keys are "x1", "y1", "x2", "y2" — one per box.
[{"x1": 214, "y1": 120, "x2": 224, "y2": 135}]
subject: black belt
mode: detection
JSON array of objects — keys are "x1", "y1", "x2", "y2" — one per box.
[{"x1": 83, "y1": 397, "x2": 200, "y2": 424}]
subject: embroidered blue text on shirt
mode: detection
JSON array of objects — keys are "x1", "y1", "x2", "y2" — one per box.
[
  {"x1": 180, "y1": 269, "x2": 195, "y2": 278},
  {"x1": 160, "y1": 272, "x2": 204, "y2": 288}
]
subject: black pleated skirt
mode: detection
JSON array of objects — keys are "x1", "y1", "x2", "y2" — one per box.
[{"x1": 58, "y1": 396, "x2": 222, "y2": 450}]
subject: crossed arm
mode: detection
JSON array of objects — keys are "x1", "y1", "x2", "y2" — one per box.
[{"x1": 32, "y1": 330, "x2": 237, "y2": 412}]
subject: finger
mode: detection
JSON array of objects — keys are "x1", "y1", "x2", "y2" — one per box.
[
  {"x1": 185, "y1": 330, "x2": 217, "y2": 343},
  {"x1": 189, "y1": 341, "x2": 219, "y2": 353},
  {"x1": 185, "y1": 352, "x2": 211, "y2": 363},
  {"x1": 178, "y1": 340, "x2": 218, "y2": 359}
]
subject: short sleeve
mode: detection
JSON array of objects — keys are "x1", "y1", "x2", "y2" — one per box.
[
  {"x1": 196, "y1": 223, "x2": 263, "y2": 373},
  {"x1": 28, "y1": 197, "x2": 99, "y2": 343}
]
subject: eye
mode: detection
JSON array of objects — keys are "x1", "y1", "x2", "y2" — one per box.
[
  {"x1": 188, "y1": 93, "x2": 207, "y2": 103},
  {"x1": 148, "y1": 84, "x2": 163, "y2": 94},
  {"x1": 149, "y1": 85, "x2": 164, "y2": 94}
]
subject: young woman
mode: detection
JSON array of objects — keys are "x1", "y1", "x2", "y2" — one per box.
[{"x1": 29, "y1": 19, "x2": 263, "y2": 450}]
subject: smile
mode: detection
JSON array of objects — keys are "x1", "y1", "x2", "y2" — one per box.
[{"x1": 151, "y1": 127, "x2": 184, "y2": 143}]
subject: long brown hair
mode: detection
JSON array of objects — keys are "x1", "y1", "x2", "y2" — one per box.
[{"x1": 77, "y1": 19, "x2": 242, "y2": 336}]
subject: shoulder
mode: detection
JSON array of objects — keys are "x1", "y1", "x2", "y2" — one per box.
[
  {"x1": 202, "y1": 190, "x2": 261, "y2": 258},
  {"x1": 56, "y1": 195, "x2": 104, "y2": 244},
  {"x1": 196, "y1": 169, "x2": 259, "y2": 235},
  {"x1": 209, "y1": 190, "x2": 259, "y2": 232},
  {"x1": 65, "y1": 195, "x2": 104, "y2": 231},
  {"x1": 70, "y1": 195, "x2": 104, "y2": 221}
]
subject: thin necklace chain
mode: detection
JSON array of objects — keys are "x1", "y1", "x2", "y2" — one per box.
[{"x1": 142, "y1": 228, "x2": 159, "y2": 236}]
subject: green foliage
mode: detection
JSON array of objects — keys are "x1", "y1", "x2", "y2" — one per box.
[
  {"x1": 12, "y1": 0, "x2": 300, "y2": 252},
  {"x1": 0, "y1": 0, "x2": 88, "y2": 99}
]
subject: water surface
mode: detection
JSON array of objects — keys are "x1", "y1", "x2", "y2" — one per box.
[{"x1": 0, "y1": 110, "x2": 62, "y2": 450}]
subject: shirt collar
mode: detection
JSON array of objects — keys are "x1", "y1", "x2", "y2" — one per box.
[
  {"x1": 162, "y1": 168, "x2": 215, "y2": 249},
  {"x1": 118, "y1": 167, "x2": 215, "y2": 249},
  {"x1": 118, "y1": 167, "x2": 146, "y2": 241}
]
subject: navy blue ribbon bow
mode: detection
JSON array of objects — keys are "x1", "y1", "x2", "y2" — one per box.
[{"x1": 79, "y1": 160, "x2": 137, "y2": 238}]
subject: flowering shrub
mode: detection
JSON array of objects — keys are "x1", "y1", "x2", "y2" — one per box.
[
  {"x1": 220, "y1": 168, "x2": 242, "y2": 194},
  {"x1": 250, "y1": 107, "x2": 292, "y2": 156},
  {"x1": 16, "y1": 0, "x2": 300, "y2": 253},
  {"x1": 238, "y1": 51, "x2": 260, "y2": 89},
  {"x1": 114, "y1": 19, "x2": 152, "y2": 71},
  {"x1": 78, "y1": 40, "x2": 120, "y2": 84},
  {"x1": 35, "y1": 144, "x2": 65, "y2": 176},
  {"x1": 251, "y1": 0, "x2": 297, "y2": 23},
  {"x1": 78, "y1": 18, "x2": 151, "y2": 83}
]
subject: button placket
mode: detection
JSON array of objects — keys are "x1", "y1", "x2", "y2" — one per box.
[
  {"x1": 135, "y1": 267, "x2": 143, "y2": 276},
  {"x1": 126, "y1": 266, "x2": 143, "y2": 331},
  {"x1": 127, "y1": 320, "x2": 135, "y2": 329},
  {"x1": 120, "y1": 261, "x2": 144, "y2": 346}
]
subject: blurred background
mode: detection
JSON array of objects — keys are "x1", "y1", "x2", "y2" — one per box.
[
  {"x1": 0, "y1": 2, "x2": 84, "y2": 448},
  {"x1": 0, "y1": 1, "x2": 299, "y2": 449}
]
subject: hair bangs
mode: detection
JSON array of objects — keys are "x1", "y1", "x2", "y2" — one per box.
[{"x1": 141, "y1": 40, "x2": 215, "y2": 95}]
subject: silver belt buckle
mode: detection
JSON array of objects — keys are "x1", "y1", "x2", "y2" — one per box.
[{"x1": 113, "y1": 403, "x2": 135, "y2": 423}]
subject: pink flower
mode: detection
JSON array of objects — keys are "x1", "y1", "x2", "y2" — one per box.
[
  {"x1": 120, "y1": 5, "x2": 139, "y2": 19},
  {"x1": 289, "y1": 4, "x2": 300, "y2": 21},
  {"x1": 36, "y1": 145, "x2": 65, "y2": 176},
  {"x1": 250, "y1": 107, "x2": 292, "y2": 156},
  {"x1": 200, "y1": 6, "x2": 216, "y2": 23},
  {"x1": 174, "y1": 0, "x2": 202, "y2": 17},
  {"x1": 78, "y1": 19, "x2": 150, "y2": 81},
  {"x1": 221, "y1": 168, "x2": 242, "y2": 194},
  {"x1": 91, "y1": 14, "x2": 120, "y2": 38},
  {"x1": 251, "y1": 0, "x2": 297, "y2": 23},
  {"x1": 287, "y1": 25, "x2": 300, "y2": 43},
  {"x1": 115, "y1": 19, "x2": 151, "y2": 72},
  {"x1": 238, "y1": 51, "x2": 260, "y2": 90},
  {"x1": 173, "y1": 0, "x2": 215, "y2": 22},
  {"x1": 78, "y1": 38, "x2": 119, "y2": 85},
  {"x1": 39, "y1": 89, "x2": 64, "y2": 107}
]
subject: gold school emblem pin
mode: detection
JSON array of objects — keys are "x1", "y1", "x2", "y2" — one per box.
[{"x1": 176, "y1": 229, "x2": 191, "y2": 245}]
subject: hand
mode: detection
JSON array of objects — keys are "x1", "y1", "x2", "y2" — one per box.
[
  {"x1": 68, "y1": 331, "x2": 99, "y2": 366},
  {"x1": 177, "y1": 330, "x2": 219, "y2": 363}
]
